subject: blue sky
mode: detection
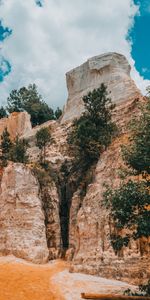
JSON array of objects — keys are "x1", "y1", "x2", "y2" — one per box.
[
  {"x1": 129, "y1": 0, "x2": 150, "y2": 78},
  {"x1": 0, "y1": 0, "x2": 149, "y2": 107}
]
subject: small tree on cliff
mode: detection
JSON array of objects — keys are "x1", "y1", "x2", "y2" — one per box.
[
  {"x1": 122, "y1": 96, "x2": 150, "y2": 176},
  {"x1": 0, "y1": 106, "x2": 7, "y2": 119},
  {"x1": 68, "y1": 83, "x2": 117, "y2": 168},
  {"x1": 104, "y1": 95, "x2": 150, "y2": 253},
  {"x1": 0, "y1": 128, "x2": 12, "y2": 166},
  {"x1": 54, "y1": 107, "x2": 62, "y2": 120},
  {"x1": 10, "y1": 137, "x2": 29, "y2": 164},
  {"x1": 36, "y1": 127, "x2": 51, "y2": 164}
]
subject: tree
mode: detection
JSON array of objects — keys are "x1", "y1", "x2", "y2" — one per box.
[
  {"x1": 0, "y1": 106, "x2": 7, "y2": 119},
  {"x1": 122, "y1": 97, "x2": 150, "y2": 175},
  {"x1": 0, "y1": 128, "x2": 12, "y2": 166},
  {"x1": 104, "y1": 95, "x2": 150, "y2": 253},
  {"x1": 68, "y1": 84, "x2": 117, "y2": 167},
  {"x1": 10, "y1": 137, "x2": 29, "y2": 163},
  {"x1": 104, "y1": 180, "x2": 150, "y2": 252},
  {"x1": 36, "y1": 127, "x2": 51, "y2": 164},
  {"x1": 55, "y1": 107, "x2": 62, "y2": 120},
  {"x1": 7, "y1": 84, "x2": 55, "y2": 127}
]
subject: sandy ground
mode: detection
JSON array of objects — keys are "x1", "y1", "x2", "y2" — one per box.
[{"x1": 0, "y1": 256, "x2": 135, "y2": 300}]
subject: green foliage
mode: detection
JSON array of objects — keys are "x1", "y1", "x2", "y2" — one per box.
[
  {"x1": 122, "y1": 97, "x2": 150, "y2": 175},
  {"x1": 104, "y1": 180, "x2": 150, "y2": 243},
  {"x1": 124, "y1": 280, "x2": 150, "y2": 296},
  {"x1": 7, "y1": 84, "x2": 55, "y2": 127},
  {"x1": 10, "y1": 137, "x2": 29, "y2": 163},
  {"x1": 0, "y1": 128, "x2": 12, "y2": 166},
  {"x1": 110, "y1": 235, "x2": 130, "y2": 252},
  {"x1": 55, "y1": 107, "x2": 62, "y2": 120},
  {"x1": 0, "y1": 106, "x2": 7, "y2": 119},
  {"x1": 68, "y1": 84, "x2": 117, "y2": 167},
  {"x1": 104, "y1": 95, "x2": 150, "y2": 253},
  {"x1": 36, "y1": 127, "x2": 51, "y2": 163},
  {"x1": 0, "y1": 129, "x2": 28, "y2": 165}
]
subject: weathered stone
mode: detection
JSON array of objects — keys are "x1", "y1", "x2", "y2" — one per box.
[
  {"x1": 61, "y1": 52, "x2": 141, "y2": 123},
  {"x1": 69, "y1": 99, "x2": 150, "y2": 284},
  {"x1": 0, "y1": 111, "x2": 32, "y2": 140},
  {"x1": 0, "y1": 162, "x2": 49, "y2": 263}
]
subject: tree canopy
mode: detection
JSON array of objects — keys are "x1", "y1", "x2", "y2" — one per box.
[
  {"x1": 68, "y1": 83, "x2": 117, "y2": 167},
  {"x1": 7, "y1": 84, "x2": 62, "y2": 127},
  {"x1": 104, "y1": 95, "x2": 150, "y2": 253}
]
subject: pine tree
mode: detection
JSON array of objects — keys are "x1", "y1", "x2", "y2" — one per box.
[
  {"x1": 10, "y1": 137, "x2": 29, "y2": 163},
  {"x1": 0, "y1": 128, "x2": 12, "y2": 166},
  {"x1": 36, "y1": 127, "x2": 51, "y2": 164},
  {"x1": 0, "y1": 106, "x2": 7, "y2": 119}
]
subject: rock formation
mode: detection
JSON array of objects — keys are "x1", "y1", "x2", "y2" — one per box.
[
  {"x1": 0, "y1": 163, "x2": 49, "y2": 263},
  {"x1": 0, "y1": 52, "x2": 149, "y2": 285},
  {"x1": 0, "y1": 111, "x2": 32, "y2": 140},
  {"x1": 61, "y1": 52, "x2": 140, "y2": 123}
]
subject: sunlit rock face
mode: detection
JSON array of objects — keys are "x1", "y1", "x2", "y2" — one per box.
[
  {"x1": 0, "y1": 163, "x2": 49, "y2": 263},
  {"x1": 0, "y1": 111, "x2": 32, "y2": 140},
  {"x1": 69, "y1": 98, "x2": 150, "y2": 285},
  {"x1": 61, "y1": 52, "x2": 141, "y2": 123}
]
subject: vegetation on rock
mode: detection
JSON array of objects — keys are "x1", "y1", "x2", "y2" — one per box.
[
  {"x1": 124, "y1": 280, "x2": 150, "y2": 296},
  {"x1": 68, "y1": 83, "x2": 117, "y2": 169},
  {"x1": 6, "y1": 84, "x2": 62, "y2": 126},
  {"x1": 0, "y1": 128, "x2": 29, "y2": 165},
  {"x1": 36, "y1": 127, "x2": 51, "y2": 164},
  {"x1": 0, "y1": 128, "x2": 12, "y2": 166},
  {"x1": 0, "y1": 106, "x2": 7, "y2": 119},
  {"x1": 104, "y1": 95, "x2": 150, "y2": 253},
  {"x1": 10, "y1": 137, "x2": 29, "y2": 164}
]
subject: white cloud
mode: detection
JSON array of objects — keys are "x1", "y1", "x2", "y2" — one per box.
[{"x1": 0, "y1": 0, "x2": 148, "y2": 108}]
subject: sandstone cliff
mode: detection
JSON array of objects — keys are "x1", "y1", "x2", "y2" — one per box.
[
  {"x1": 0, "y1": 52, "x2": 149, "y2": 285},
  {"x1": 61, "y1": 52, "x2": 140, "y2": 123},
  {"x1": 0, "y1": 111, "x2": 32, "y2": 140},
  {"x1": 0, "y1": 163, "x2": 49, "y2": 263}
]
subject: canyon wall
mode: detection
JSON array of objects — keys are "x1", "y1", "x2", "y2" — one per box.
[
  {"x1": 68, "y1": 100, "x2": 150, "y2": 285},
  {"x1": 0, "y1": 52, "x2": 149, "y2": 284}
]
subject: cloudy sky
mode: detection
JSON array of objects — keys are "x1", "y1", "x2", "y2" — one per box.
[{"x1": 0, "y1": 0, "x2": 149, "y2": 109}]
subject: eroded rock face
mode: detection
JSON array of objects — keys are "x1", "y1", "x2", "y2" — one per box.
[
  {"x1": 61, "y1": 52, "x2": 141, "y2": 123},
  {"x1": 69, "y1": 99, "x2": 150, "y2": 284},
  {"x1": 0, "y1": 111, "x2": 32, "y2": 140},
  {"x1": 0, "y1": 163, "x2": 49, "y2": 263}
]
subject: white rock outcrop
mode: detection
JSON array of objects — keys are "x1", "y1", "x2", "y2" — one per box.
[
  {"x1": 0, "y1": 163, "x2": 49, "y2": 263},
  {"x1": 61, "y1": 52, "x2": 141, "y2": 123}
]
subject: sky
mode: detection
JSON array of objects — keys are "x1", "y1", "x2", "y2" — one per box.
[{"x1": 0, "y1": 0, "x2": 149, "y2": 109}]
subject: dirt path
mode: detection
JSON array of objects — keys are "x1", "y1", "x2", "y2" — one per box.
[
  {"x1": 0, "y1": 256, "x2": 135, "y2": 300},
  {"x1": 0, "y1": 257, "x2": 66, "y2": 300}
]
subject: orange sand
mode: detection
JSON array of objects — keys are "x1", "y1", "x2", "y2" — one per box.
[{"x1": 0, "y1": 258, "x2": 66, "y2": 300}]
